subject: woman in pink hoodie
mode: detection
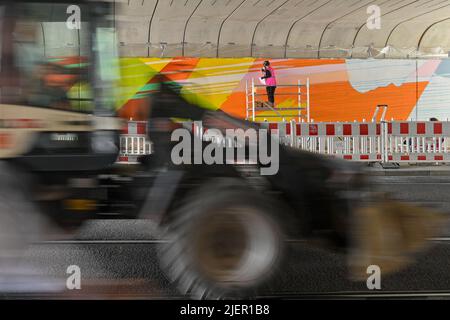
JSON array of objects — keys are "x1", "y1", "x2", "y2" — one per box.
[{"x1": 260, "y1": 60, "x2": 277, "y2": 106}]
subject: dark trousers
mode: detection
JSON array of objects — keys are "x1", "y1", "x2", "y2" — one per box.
[{"x1": 266, "y1": 86, "x2": 276, "y2": 105}]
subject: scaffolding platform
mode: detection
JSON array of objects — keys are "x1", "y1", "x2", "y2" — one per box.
[{"x1": 245, "y1": 78, "x2": 310, "y2": 122}]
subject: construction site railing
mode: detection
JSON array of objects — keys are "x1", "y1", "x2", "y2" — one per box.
[
  {"x1": 263, "y1": 120, "x2": 450, "y2": 163},
  {"x1": 117, "y1": 120, "x2": 153, "y2": 164},
  {"x1": 117, "y1": 120, "x2": 450, "y2": 165},
  {"x1": 246, "y1": 78, "x2": 310, "y2": 123}
]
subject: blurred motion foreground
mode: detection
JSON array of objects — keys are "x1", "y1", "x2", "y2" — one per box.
[
  {"x1": 349, "y1": 196, "x2": 447, "y2": 281},
  {"x1": 0, "y1": 0, "x2": 448, "y2": 299}
]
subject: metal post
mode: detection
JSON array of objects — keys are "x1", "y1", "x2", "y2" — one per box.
[
  {"x1": 306, "y1": 78, "x2": 310, "y2": 122},
  {"x1": 380, "y1": 105, "x2": 388, "y2": 122},
  {"x1": 382, "y1": 121, "x2": 388, "y2": 164},
  {"x1": 245, "y1": 80, "x2": 249, "y2": 121},
  {"x1": 372, "y1": 106, "x2": 380, "y2": 122},
  {"x1": 290, "y1": 120, "x2": 295, "y2": 148},
  {"x1": 298, "y1": 79, "x2": 301, "y2": 123},
  {"x1": 252, "y1": 78, "x2": 256, "y2": 122}
]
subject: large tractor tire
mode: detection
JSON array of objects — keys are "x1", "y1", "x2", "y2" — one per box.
[
  {"x1": 158, "y1": 178, "x2": 288, "y2": 299},
  {"x1": 0, "y1": 162, "x2": 53, "y2": 292}
]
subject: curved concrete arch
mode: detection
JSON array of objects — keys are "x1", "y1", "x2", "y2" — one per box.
[
  {"x1": 418, "y1": 18, "x2": 450, "y2": 55},
  {"x1": 181, "y1": 0, "x2": 204, "y2": 56},
  {"x1": 31, "y1": 3, "x2": 79, "y2": 58},
  {"x1": 317, "y1": 0, "x2": 380, "y2": 59},
  {"x1": 147, "y1": 0, "x2": 160, "y2": 57},
  {"x1": 183, "y1": 0, "x2": 247, "y2": 57},
  {"x1": 383, "y1": 3, "x2": 450, "y2": 58},
  {"x1": 109, "y1": 0, "x2": 450, "y2": 59},
  {"x1": 249, "y1": 0, "x2": 290, "y2": 57},
  {"x1": 349, "y1": 0, "x2": 420, "y2": 59},
  {"x1": 115, "y1": 0, "x2": 158, "y2": 57},
  {"x1": 42, "y1": 22, "x2": 81, "y2": 57},
  {"x1": 39, "y1": 22, "x2": 46, "y2": 57},
  {"x1": 216, "y1": 0, "x2": 248, "y2": 58},
  {"x1": 250, "y1": 0, "x2": 326, "y2": 58},
  {"x1": 218, "y1": 0, "x2": 290, "y2": 58},
  {"x1": 148, "y1": 0, "x2": 202, "y2": 57},
  {"x1": 351, "y1": 0, "x2": 450, "y2": 58},
  {"x1": 285, "y1": 0, "x2": 373, "y2": 59},
  {"x1": 283, "y1": 0, "x2": 334, "y2": 59}
]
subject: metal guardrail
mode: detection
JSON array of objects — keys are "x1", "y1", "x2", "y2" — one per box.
[{"x1": 246, "y1": 78, "x2": 310, "y2": 123}]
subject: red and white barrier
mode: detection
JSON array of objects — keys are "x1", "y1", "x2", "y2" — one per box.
[
  {"x1": 383, "y1": 121, "x2": 450, "y2": 163},
  {"x1": 270, "y1": 120, "x2": 450, "y2": 163},
  {"x1": 262, "y1": 121, "x2": 383, "y2": 162},
  {"x1": 117, "y1": 121, "x2": 152, "y2": 164},
  {"x1": 117, "y1": 120, "x2": 450, "y2": 165},
  {"x1": 122, "y1": 121, "x2": 147, "y2": 135}
]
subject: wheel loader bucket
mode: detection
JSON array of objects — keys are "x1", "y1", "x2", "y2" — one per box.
[{"x1": 348, "y1": 199, "x2": 448, "y2": 280}]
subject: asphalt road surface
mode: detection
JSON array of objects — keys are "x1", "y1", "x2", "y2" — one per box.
[{"x1": 8, "y1": 166, "x2": 450, "y2": 299}]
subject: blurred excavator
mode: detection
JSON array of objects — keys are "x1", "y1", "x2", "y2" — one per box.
[{"x1": 0, "y1": 0, "x2": 447, "y2": 298}]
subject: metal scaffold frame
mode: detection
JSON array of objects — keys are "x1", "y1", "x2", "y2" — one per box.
[{"x1": 245, "y1": 78, "x2": 310, "y2": 123}]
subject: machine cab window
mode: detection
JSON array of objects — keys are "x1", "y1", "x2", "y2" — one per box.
[{"x1": 0, "y1": 1, "x2": 119, "y2": 114}]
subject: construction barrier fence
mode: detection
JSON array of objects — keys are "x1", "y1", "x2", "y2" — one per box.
[
  {"x1": 117, "y1": 120, "x2": 153, "y2": 164},
  {"x1": 118, "y1": 120, "x2": 450, "y2": 165},
  {"x1": 262, "y1": 120, "x2": 450, "y2": 163}
]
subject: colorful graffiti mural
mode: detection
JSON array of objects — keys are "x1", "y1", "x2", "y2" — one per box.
[{"x1": 115, "y1": 57, "x2": 450, "y2": 123}]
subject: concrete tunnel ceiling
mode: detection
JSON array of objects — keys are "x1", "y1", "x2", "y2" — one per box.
[{"x1": 112, "y1": 0, "x2": 450, "y2": 59}]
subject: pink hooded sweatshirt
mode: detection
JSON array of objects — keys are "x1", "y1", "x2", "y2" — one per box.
[{"x1": 264, "y1": 66, "x2": 277, "y2": 87}]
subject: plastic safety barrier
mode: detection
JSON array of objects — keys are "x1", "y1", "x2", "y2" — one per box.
[
  {"x1": 117, "y1": 120, "x2": 450, "y2": 165},
  {"x1": 117, "y1": 121, "x2": 152, "y2": 164},
  {"x1": 267, "y1": 120, "x2": 450, "y2": 164},
  {"x1": 262, "y1": 121, "x2": 383, "y2": 162},
  {"x1": 383, "y1": 121, "x2": 450, "y2": 163}
]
